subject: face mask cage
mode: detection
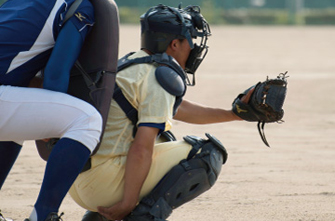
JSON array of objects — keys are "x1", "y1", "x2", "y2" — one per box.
[
  {"x1": 141, "y1": 4, "x2": 211, "y2": 86},
  {"x1": 183, "y1": 5, "x2": 211, "y2": 86}
]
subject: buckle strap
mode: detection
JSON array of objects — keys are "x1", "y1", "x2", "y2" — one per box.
[
  {"x1": 183, "y1": 135, "x2": 206, "y2": 160},
  {"x1": 113, "y1": 84, "x2": 138, "y2": 125}
]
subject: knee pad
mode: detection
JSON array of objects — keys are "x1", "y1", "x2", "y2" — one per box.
[
  {"x1": 124, "y1": 133, "x2": 228, "y2": 221},
  {"x1": 184, "y1": 133, "x2": 228, "y2": 186}
]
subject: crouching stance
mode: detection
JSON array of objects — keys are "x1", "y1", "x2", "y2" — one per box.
[
  {"x1": 81, "y1": 133, "x2": 227, "y2": 221},
  {"x1": 0, "y1": 86, "x2": 102, "y2": 221},
  {"x1": 69, "y1": 3, "x2": 250, "y2": 220}
]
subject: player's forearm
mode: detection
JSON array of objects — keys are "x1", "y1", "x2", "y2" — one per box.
[
  {"x1": 174, "y1": 100, "x2": 240, "y2": 124},
  {"x1": 122, "y1": 144, "x2": 152, "y2": 208},
  {"x1": 121, "y1": 126, "x2": 158, "y2": 208}
]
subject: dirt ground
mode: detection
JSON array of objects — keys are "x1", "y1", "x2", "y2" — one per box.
[{"x1": 1, "y1": 25, "x2": 335, "y2": 221}]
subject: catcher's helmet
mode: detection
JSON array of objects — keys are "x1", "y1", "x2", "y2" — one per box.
[{"x1": 140, "y1": 4, "x2": 211, "y2": 85}]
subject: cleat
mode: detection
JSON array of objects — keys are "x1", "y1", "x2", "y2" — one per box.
[
  {"x1": 24, "y1": 212, "x2": 64, "y2": 221},
  {"x1": 0, "y1": 211, "x2": 13, "y2": 221},
  {"x1": 45, "y1": 212, "x2": 64, "y2": 221}
]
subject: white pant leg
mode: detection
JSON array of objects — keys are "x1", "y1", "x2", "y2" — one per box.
[{"x1": 0, "y1": 85, "x2": 102, "y2": 152}]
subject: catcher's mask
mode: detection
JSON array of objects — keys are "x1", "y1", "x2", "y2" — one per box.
[{"x1": 140, "y1": 4, "x2": 211, "y2": 86}]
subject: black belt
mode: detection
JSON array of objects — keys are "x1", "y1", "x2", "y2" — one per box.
[{"x1": 81, "y1": 157, "x2": 92, "y2": 173}]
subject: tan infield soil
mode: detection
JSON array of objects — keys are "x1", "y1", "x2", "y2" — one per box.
[{"x1": 1, "y1": 25, "x2": 335, "y2": 221}]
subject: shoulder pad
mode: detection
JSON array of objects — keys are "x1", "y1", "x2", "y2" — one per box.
[{"x1": 155, "y1": 66, "x2": 186, "y2": 96}]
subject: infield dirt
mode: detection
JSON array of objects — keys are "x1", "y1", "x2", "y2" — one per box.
[{"x1": 1, "y1": 25, "x2": 335, "y2": 221}]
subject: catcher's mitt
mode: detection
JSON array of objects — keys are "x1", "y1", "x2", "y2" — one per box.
[{"x1": 232, "y1": 72, "x2": 288, "y2": 147}]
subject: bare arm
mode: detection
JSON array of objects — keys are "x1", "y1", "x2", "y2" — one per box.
[
  {"x1": 173, "y1": 99, "x2": 241, "y2": 124},
  {"x1": 173, "y1": 89, "x2": 253, "y2": 124},
  {"x1": 98, "y1": 126, "x2": 159, "y2": 220}
]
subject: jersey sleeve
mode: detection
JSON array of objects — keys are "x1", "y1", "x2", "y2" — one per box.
[
  {"x1": 68, "y1": 0, "x2": 95, "y2": 40},
  {"x1": 137, "y1": 69, "x2": 176, "y2": 132}
]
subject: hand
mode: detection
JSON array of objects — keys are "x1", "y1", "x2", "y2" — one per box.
[
  {"x1": 232, "y1": 87, "x2": 255, "y2": 121},
  {"x1": 97, "y1": 201, "x2": 136, "y2": 221},
  {"x1": 240, "y1": 87, "x2": 255, "y2": 104}
]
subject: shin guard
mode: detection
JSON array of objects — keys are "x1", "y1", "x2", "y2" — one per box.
[{"x1": 124, "y1": 133, "x2": 228, "y2": 221}]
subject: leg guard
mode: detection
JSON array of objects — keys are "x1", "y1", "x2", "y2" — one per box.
[{"x1": 124, "y1": 133, "x2": 228, "y2": 221}]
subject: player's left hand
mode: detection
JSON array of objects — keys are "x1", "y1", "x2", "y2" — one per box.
[
  {"x1": 233, "y1": 87, "x2": 255, "y2": 121},
  {"x1": 240, "y1": 87, "x2": 255, "y2": 104},
  {"x1": 97, "y1": 201, "x2": 135, "y2": 220},
  {"x1": 231, "y1": 72, "x2": 288, "y2": 146}
]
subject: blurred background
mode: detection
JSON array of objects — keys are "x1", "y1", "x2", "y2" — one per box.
[
  {"x1": 112, "y1": 0, "x2": 335, "y2": 25},
  {"x1": 1, "y1": 0, "x2": 334, "y2": 25}
]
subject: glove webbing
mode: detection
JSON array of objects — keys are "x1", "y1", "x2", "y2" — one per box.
[{"x1": 258, "y1": 72, "x2": 288, "y2": 147}]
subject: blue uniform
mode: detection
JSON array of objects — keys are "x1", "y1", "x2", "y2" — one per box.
[
  {"x1": 0, "y1": 0, "x2": 94, "y2": 87},
  {"x1": 0, "y1": 1, "x2": 101, "y2": 220}
]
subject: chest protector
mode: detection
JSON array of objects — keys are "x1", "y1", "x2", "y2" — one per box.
[{"x1": 114, "y1": 52, "x2": 187, "y2": 134}]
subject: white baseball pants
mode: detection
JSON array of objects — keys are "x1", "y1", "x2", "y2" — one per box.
[{"x1": 0, "y1": 85, "x2": 102, "y2": 152}]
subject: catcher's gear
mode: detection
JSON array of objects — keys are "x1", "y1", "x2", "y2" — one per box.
[
  {"x1": 140, "y1": 4, "x2": 211, "y2": 84},
  {"x1": 232, "y1": 72, "x2": 288, "y2": 147},
  {"x1": 123, "y1": 133, "x2": 227, "y2": 221},
  {"x1": 24, "y1": 212, "x2": 64, "y2": 221}
]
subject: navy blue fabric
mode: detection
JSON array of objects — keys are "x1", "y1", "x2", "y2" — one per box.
[
  {"x1": 138, "y1": 123, "x2": 166, "y2": 133},
  {"x1": 34, "y1": 138, "x2": 90, "y2": 221},
  {"x1": 0, "y1": 142, "x2": 22, "y2": 190},
  {"x1": 0, "y1": 0, "x2": 94, "y2": 88},
  {"x1": 43, "y1": 21, "x2": 84, "y2": 92}
]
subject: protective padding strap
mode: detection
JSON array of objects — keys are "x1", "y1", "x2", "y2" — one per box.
[
  {"x1": 184, "y1": 133, "x2": 228, "y2": 165},
  {"x1": 113, "y1": 84, "x2": 138, "y2": 125},
  {"x1": 115, "y1": 52, "x2": 187, "y2": 137},
  {"x1": 117, "y1": 53, "x2": 186, "y2": 83}
]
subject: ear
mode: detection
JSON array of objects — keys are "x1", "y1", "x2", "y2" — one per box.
[{"x1": 169, "y1": 39, "x2": 180, "y2": 51}]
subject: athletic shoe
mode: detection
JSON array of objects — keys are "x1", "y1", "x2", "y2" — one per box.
[
  {"x1": 24, "y1": 212, "x2": 64, "y2": 221},
  {"x1": 44, "y1": 212, "x2": 64, "y2": 221},
  {"x1": 0, "y1": 211, "x2": 13, "y2": 221}
]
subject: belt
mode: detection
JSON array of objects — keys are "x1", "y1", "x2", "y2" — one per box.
[{"x1": 81, "y1": 157, "x2": 92, "y2": 173}]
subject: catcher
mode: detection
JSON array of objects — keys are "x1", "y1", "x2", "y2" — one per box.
[
  {"x1": 67, "y1": 4, "x2": 288, "y2": 221},
  {"x1": 47, "y1": 4, "x2": 287, "y2": 220}
]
